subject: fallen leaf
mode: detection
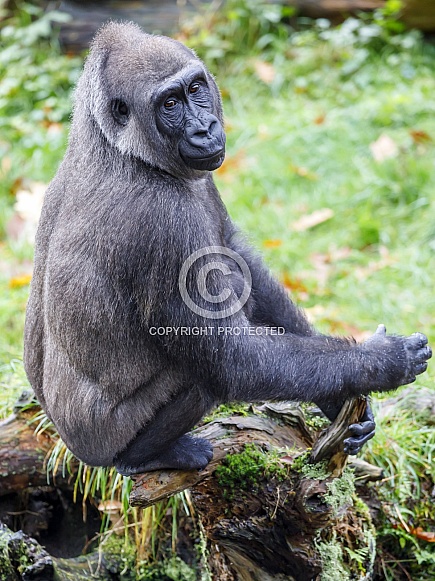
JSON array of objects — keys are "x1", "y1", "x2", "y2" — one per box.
[
  {"x1": 279, "y1": 455, "x2": 295, "y2": 464},
  {"x1": 263, "y1": 239, "x2": 282, "y2": 248},
  {"x1": 313, "y1": 114, "x2": 326, "y2": 125},
  {"x1": 281, "y1": 273, "x2": 309, "y2": 301},
  {"x1": 370, "y1": 133, "x2": 399, "y2": 162},
  {"x1": 409, "y1": 130, "x2": 432, "y2": 144},
  {"x1": 9, "y1": 274, "x2": 32, "y2": 289},
  {"x1": 291, "y1": 208, "x2": 334, "y2": 232},
  {"x1": 281, "y1": 273, "x2": 308, "y2": 294},
  {"x1": 253, "y1": 59, "x2": 276, "y2": 84},
  {"x1": 410, "y1": 527, "x2": 435, "y2": 542}
]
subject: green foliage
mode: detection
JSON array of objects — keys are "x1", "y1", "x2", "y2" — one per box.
[
  {"x1": 0, "y1": 2, "x2": 81, "y2": 232},
  {"x1": 181, "y1": 0, "x2": 294, "y2": 63},
  {"x1": 363, "y1": 389, "x2": 435, "y2": 580},
  {"x1": 216, "y1": 443, "x2": 288, "y2": 497}
]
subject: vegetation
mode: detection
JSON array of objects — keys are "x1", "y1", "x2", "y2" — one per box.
[
  {"x1": 215, "y1": 443, "x2": 289, "y2": 498},
  {"x1": 0, "y1": 0, "x2": 435, "y2": 579}
]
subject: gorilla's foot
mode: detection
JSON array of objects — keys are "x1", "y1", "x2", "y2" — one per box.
[{"x1": 115, "y1": 435, "x2": 213, "y2": 476}]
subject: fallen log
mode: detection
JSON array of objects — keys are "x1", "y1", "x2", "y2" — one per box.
[
  {"x1": 131, "y1": 398, "x2": 380, "y2": 580},
  {"x1": 0, "y1": 412, "x2": 66, "y2": 496},
  {"x1": 0, "y1": 396, "x2": 383, "y2": 579}
]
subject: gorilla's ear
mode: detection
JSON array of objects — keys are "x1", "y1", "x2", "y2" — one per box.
[{"x1": 111, "y1": 99, "x2": 130, "y2": 126}]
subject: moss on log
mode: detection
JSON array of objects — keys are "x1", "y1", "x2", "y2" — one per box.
[{"x1": 131, "y1": 399, "x2": 380, "y2": 580}]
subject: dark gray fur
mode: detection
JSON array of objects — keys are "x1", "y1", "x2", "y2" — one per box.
[{"x1": 24, "y1": 22, "x2": 431, "y2": 475}]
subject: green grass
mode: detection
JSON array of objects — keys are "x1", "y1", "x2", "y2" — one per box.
[{"x1": 1, "y1": 2, "x2": 435, "y2": 578}]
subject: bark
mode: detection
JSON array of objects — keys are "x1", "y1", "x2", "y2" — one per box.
[
  {"x1": 131, "y1": 399, "x2": 381, "y2": 580},
  {"x1": 0, "y1": 412, "x2": 70, "y2": 496}
]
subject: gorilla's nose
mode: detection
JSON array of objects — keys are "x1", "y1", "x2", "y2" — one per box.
[{"x1": 186, "y1": 114, "x2": 221, "y2": 147}]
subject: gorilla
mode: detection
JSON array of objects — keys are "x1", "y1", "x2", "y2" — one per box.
[{"x1": 24, "y1": 22, "x2": 431, "y2": 476}]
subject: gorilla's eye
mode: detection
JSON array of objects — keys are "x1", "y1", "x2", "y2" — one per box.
[
  {"x1": 118, "y1": 102, "x2": 128, "y2": 116},
  {"x1": 111, "y1": 99, "x2": 129, "y2": 126},
  {"x1": 164, "y1": 99, "x2": 177, "y2": 109},
  {"x1": 189, "y1": 83, "x2": 200, "y2": 94}
]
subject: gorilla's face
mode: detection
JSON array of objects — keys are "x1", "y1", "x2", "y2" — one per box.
[
  {"x1": 153, "y1": 65, "x2": 226, "y2": 171},
  {"x1": 82, "y1": 24, "x2": 226, "y2": 176}
]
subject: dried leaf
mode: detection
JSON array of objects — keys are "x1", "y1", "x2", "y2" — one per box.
[
  {"x1": 281, "y1": 274, "x2": 308, "y2": 294},
  {"x1": 410, "y1": 129, "x2": 432, "y2": 144},
  {"x1": 253, "y1": 60, "x2": 276, "y2": 84},
  {"x1": 281, "y1": 273, "x2": 309, "y2": 301},
  {"x1": 313, "y1": 114, "x2": 326, "y2": 125},
  {"x1": 9, "y1": 274, "x2": 32, "y2": 289},
  {"x1": 411, "y1": 527, "x2": 435, "y2": 542},
  {"x1": 291, "y1": 208, "x2": 334, "y2": 232},
  {"x1": 263, "y1": 239, "x2": 282, "y2": 248},
  {"x1": 370, "y1": 133, "x2": 399, "y2": 162},
  {"x1": 279, "y1": 455, "x2": 294, "y2": 464}
]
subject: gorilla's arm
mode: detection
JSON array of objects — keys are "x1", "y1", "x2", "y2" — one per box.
[
  {"x1": 223, "y1": 222, "x2": 314, "y2": 335},
  {"x1": 223, "y1": 220, "x2": 377, "y2": 453}
]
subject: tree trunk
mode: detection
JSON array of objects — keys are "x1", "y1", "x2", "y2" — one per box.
[
  {"x1": 131, "y1": 400, "x2": 382, "y2": 580},
  {"x1": 401, "y1": 0, "x2": 435, "y2": 31}
]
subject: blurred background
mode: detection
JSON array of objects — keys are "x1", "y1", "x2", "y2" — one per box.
[{"x1": 0, "y1": 1, "x2": 435, "y2": 579}]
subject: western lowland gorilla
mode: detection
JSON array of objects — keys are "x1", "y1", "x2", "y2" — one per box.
[{"x1": 24, "y1": 22, "x2": 431, "y2": 476}]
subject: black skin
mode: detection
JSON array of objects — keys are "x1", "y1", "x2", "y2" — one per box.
[
  {"x1": 24, "y1": 25, "x2": 432, "y2": 477},
  {"x1": 155, "y1": 73, "x2": 225, "y2": 171}
]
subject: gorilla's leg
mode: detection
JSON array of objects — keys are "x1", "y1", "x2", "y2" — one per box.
[{"x1": 114, "y1": 387, "x2": 215, "y2": 475}]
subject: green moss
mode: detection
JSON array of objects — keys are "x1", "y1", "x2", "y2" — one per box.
[
  {"x1": 101, "y1": 536, "x2": 136, "y2": 577},
  {"x1": 316, "y1": 534, "x2": 351, "y2": 581},
  {"x1": 101, "y1": 537, "x2": 197, "y2": 581},
  {"x1": 292, "y1": 453, "x2": 330, "y2": 480},
  {"x1": 324, "y1": 468, "x2": 355, "y2": 517},
  {"x1": 300, "y1": 403, "x2": 330, "y2": 431},
  {"x1": 0, "y1": 530, "x2": 16, "y2": 581},
  {"x1": 203, "y1": 402, "x2": 250, "y2": 423},
  {"x1": 216, "y1": 443, "x2": 288, "y2": 497}
]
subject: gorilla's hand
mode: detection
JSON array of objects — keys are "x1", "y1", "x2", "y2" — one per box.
[
  {"x1": 362, "y1": 324, "x2": 432, "y2": 390},
  {"x1": 344, "y1": 403, "x2": 375, "y2": 455},
  {"x1": 317, "y1": 399, "x2": 376, "y2": 456}
]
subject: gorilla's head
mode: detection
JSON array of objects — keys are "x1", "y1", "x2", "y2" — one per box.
[{"x1": 72, "y1": 22, "x2": 226, "y2": 177}]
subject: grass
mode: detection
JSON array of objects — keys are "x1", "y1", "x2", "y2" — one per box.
[{"x1": 1, "y1": 1, "x2": 435, "y2": 578}]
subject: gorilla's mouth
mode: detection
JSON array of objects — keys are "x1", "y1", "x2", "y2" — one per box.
[{"x1": 180, "y1": 147, "x2": 226, "y2": 171}]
